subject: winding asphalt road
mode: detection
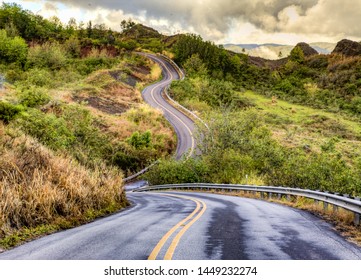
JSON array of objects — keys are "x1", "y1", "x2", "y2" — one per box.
[
  {"x1": 1, "y1": 55, "x2": 361, "y2": 260},
  {"x1": 141, "y1": 53, "x2": 196, "y2": 159},
  {"x1": 1, "y1": 191, "x2": 361, "y2": 260}
]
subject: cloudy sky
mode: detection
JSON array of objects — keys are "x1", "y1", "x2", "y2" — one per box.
[{"x1": 7, "y1": 0, "x2": 361, "y2": 44}]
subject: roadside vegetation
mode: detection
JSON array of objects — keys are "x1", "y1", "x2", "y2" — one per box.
[
  {"x1": 145, "y1": 34, "x2": 361, "y2": 200},
  {"x1": 144, "y1": 34, "x2": 361, "y2": 239},
  {"x1": 1, "y1": 2, "x2": 361, "y2": 248},
  {"x1": 0, "y1": 3, "x2": 175, "y2": 248}
]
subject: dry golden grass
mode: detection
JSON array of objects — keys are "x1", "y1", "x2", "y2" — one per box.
[
  {"x1": 162, "y1": 50, "x2": 175, "y2": 60},
  {"x1": 150, "y1": 62, "x2": 162, "y2": 81},
  {"x1": 327, "y1": 54, "x2": 361, "y2": 72},
  {"x1": 0, "y1": 124, "x2": 127, "y2": 248}
]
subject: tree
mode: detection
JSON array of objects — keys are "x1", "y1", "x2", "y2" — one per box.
[
  {"x1": 26, "y1": 42, "x2": 67, "y2": 70},
  {"x1": 0, "y1": 29, "x2": 28, "y2": 64},
  {"x1": 289, "y1": 46, "x2": 304, "y2": 63},
  {"x1": 183, "y1": 54, "x2": 208, "y2": 77},
  {"x1": 87, "y1": 21, "x2": 93, "y2": 38},
  {"x1": 120, "y1": 19, "x2": 135, "y2": 32}
]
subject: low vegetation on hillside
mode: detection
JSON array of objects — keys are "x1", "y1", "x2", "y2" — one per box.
[
  {"x1": 145, "y1": 34, "x2": 361, "y2": 199},
  {"x1": 2, "y1": 2, "x2": 361, "y2": 246},
  {"x1": 0, "y1": 3, "x2": 175, "y2": 248}
]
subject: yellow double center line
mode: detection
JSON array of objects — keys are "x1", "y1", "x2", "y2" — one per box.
[
  {"x1": 149, "y1": 85, "x2": 195, "y2": 159},
  {"x1": 148, "y1": 194, "x2": 207, "y2": 260}
]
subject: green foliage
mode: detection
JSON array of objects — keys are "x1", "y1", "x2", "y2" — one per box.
[
  {"x1": 289, "y1": 46, "x2": 305, "y2": 63},
  {"x1": 64, "y1": 37, "x2": 81, "y2": 58},
  {"x1": 61, "y1": 105, "x2": 112, "y2": 166},
  {"x1": 116, "y1": 39, "x2": 138, "y2": 51},
  {"x1": 171, "y1": 77, "x2": 245, "y2": 109},
  {"x1": 144, "y1": 158, "x2": 209, "y2": 185},
  {"x1": 112, "y1": 151, "x2": 140, "y2": 172},
  {"x1": 70, "y1": 57, "x2": 120, "y2": 75},
  {"x1": 147, "y1": 108, "x2": 361, "y2": 196},
  {"x1": 18, "y1": 86, "x2": 50, "y2": 108},
  {"x1": 143, "y1": 38, "x2": 163, "y2": 53},
  {"x1": 120, "y1": 19, "x2": 136, "y2": 32},
  {"x1": 16, "y1": 109, "x2": 74, "y2": 150},
  {"x1": 27, "y1": 43, "x2": 67, "y2": 70},
  {"x1": 183, "y1": 54, "x2": 208, "y2": 77},
  {"x1": 0, "y1": 101, "x2": 24, "y2": 123},
  {"x1": 269, "y1": 150, "x2": 359, "y2": 195},
  {"x1": 0, "y1": 29, "x2": 28, "y2": 64},
  {"x1": 22, "y1": 68, "x2": 53, "y2": 87},
  {"x1": 127, "y1": 131, "x2": 152, "y2": 149}
]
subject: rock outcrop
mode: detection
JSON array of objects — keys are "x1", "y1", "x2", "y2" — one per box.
[
  {"x1": 294, "y1": 42, "x2": 318, "y2": 56},
  {"x1": 332, "y1": 39, "x2": 361, "y2": 56}
]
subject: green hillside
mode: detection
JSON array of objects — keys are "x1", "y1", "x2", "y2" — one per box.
[
  {"x1": 2, "y1": 2, "x2": 361, "y2": 247},
  {"x1": 145, "y1": 34, "x2": 361, "y2": 199},
  {"x1": 0, "y1": 3, "x2": 175, "y2": 248}
]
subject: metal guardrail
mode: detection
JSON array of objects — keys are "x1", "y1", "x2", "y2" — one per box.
[
  {"x1": 162, "y1": 85, "x2": 210, "y2": 131},
  {"x1": 159, "y1": 54, "x2": 185, "y2": 80},
  {"x1": 159, "y1": 54, "x2": 210, "y2": 131},
  {"x1": 123, "y1": 53, "x2": 191, "y2": 182},
  {"x1": 135, "y1": 183, "x2": 361, "y2": 225},
  {"x1": 122, "y1": 161, "x2": 159, "y2": 183},
  {"x1": 0, "y1": 74, "x2": 5, "y2": 90}
]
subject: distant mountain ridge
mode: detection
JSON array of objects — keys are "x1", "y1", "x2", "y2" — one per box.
[{"x1": 224, "y1": 42, "x2": 337, "y2": 59}]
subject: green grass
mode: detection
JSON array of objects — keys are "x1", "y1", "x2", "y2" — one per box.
[{"x1": 241, "y1": 90, "x2": 361, "y2": 163}]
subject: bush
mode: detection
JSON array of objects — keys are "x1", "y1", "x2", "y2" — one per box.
[
  {"x1": 19, "y1": 86, "x2": 50, "y2": 108},
  {"x1": 26, "y1": 68, "x2": 53, "y2": 87},
  {"x1": 64, "y1": 37, "x2": 81, "y2": 58},
  {"x1": 0, "y1": 101, "x2": 23, "y2": 123},
  {"x1": 144, "y1": 158, "x2": 209, "y2": 185},
  {"x1": 0, "y1": 133, "x2": 126, "y2": 242},
  {"x1": 70, "y1": 57, "x2": 119, "y2": 75},
  {"x1": 61, "y1": 105, "x2": 113, "y2": 166},
  {"x1": 127, "y1": 131, "x2": 152, "y2": 149},
  {"x1": 27, "y1": 42, "x2": 67, "y2": 70},
  {"x1": 0, "y1": 29, "x2": 28, "y2": 64},
  {"x1": 16, "y1": 109, "x2": 74, "y2": 150}
]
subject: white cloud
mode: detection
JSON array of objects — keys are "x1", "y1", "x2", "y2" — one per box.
[{"x1": 8, "y1": 0, "x2": 361, "y2": 44}]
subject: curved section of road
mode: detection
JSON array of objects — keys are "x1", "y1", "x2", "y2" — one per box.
[
  {"x1": 141, "y1": 53, "x2": 196, "y2": 159},
  {"x1": 1, "y1": 191, "x2": 361, "y2": 260},
  {"x1": 1, "y1": 55, "x2": 361, "y2": 260}
]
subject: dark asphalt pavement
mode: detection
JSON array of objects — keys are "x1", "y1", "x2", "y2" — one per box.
[
  {"x1": 1, "y1": 191, "x2": 360, "y2": 260},
  {"x1": 141, "y1": 54, "x2": 196, "y2": 159}
]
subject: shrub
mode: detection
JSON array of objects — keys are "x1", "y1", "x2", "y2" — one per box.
[
  {"x1": 144, "y1": 158, "x2": 209, "y2": 185},
  {"x1": 0, "y1": 101, "x2": 23, "y2": 123},
  {"x1": 16, "y1": 109, "x2": 74, "y2": 150},
  {"x1": 0, "y1": 29, "x2": 28, "y2": 64},
  {"x1": 127, "y1": 131, "x2": 152, "y2": 149},
  {"x1": 19, "y1": 86, "x2": 50, "y2": 108},
  {"x1": 27, "y1": 42, "x2": 67, "y2": 70},
  {"x1": 64, "y1": 37, "x2": 81, "y2": 58},
  {"x1": 23, "y1": 68, "x2": 53, "y2": 87}
]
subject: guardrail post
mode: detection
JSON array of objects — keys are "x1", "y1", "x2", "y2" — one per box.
[
  {"x1": 333, "y1": 205, "x2": 338, "y2": 213},
  {"x1": 354, "y1": 198, "x2": 360, "y2": 226},
  {"x1": 323, "y1": 201, "x2": 329, "y2": 211},
  {"x1": 260, "y1": 192, "x2": 264, "y2": 199},
  {"x1": 277, "y1": 193, "x2": 282, "y2": 200},
  {"x1": 286, "y1": 194, "x2": 291, "y2": 201}
]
